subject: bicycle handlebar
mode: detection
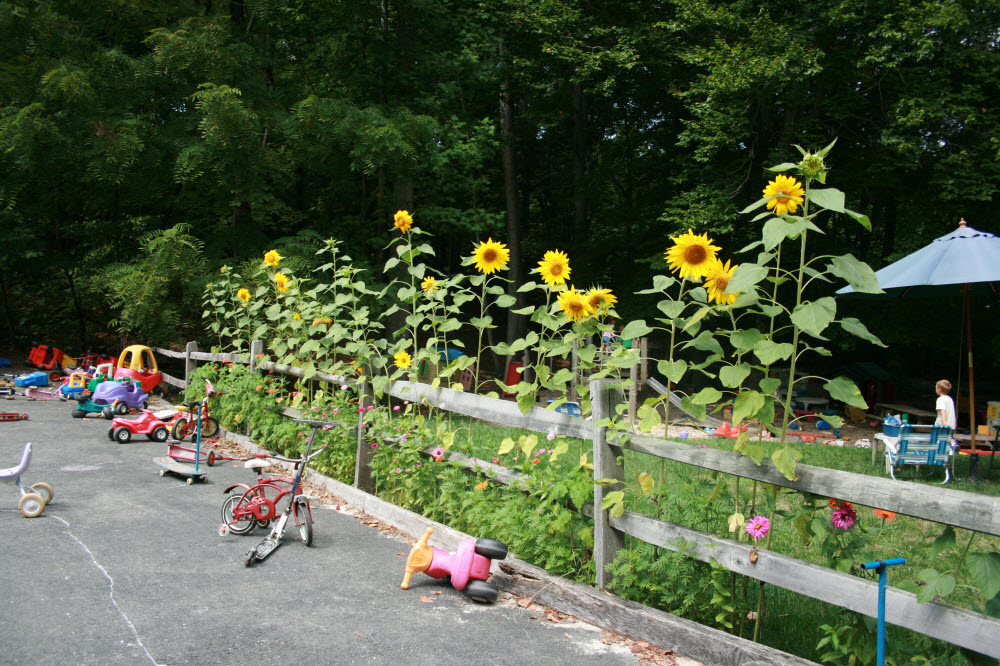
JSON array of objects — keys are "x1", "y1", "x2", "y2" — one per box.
[{"x1": 254, "y1": 443, "x2": 329, "y2": 465}]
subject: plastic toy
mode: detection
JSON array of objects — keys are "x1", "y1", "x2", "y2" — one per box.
[
  {"x1": 711, "y1": 421, "x2": 749, "y2": 439},
  {"x1": 59, "y1": 372, "x2": 90, "y2": 399},
  {"x1": 107, "y1": 409, "x2": 173, "y2": 443},
  {"x1": 92, "y1": 379, "x2": 148, "y2": 417},
  {"x1": 401, "y1": 527, "x2": 508, "y2": 602},
  {"x1": 25, "y1": 344, "x2": 76, "y2": 380},
  {"x1": 860, "y1": 557, "x2": 906, "y2": 666},
  {"x1": 2, "y1": 443, "x2": 54, "y2": 518},
  {"x1": 0, "y1": 413, "x2": 29, "y2": 422},
  {"x1": 220, "y1": 419, "x2": 337, "y2": 566},
  {"x1": 114, "y1": 345, "x2": 163, "y2": 396},
  {"x1": 25, "y1": 385, "x2": 62, "y2": 400},
  {"x1": 75, "y1": 353, "x2": 115, "y2": 373},
  {"x1": 15, "y1": 371, "x2": 49, "y2": 388}
]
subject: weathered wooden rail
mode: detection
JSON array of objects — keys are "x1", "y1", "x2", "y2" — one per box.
[{"x1": 154, "y1": 342, "x2": 1000, "y2": 659}]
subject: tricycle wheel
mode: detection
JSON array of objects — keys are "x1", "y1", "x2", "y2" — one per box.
[
  {"x1": 222, "y1": 493, "x2": 256, "y2": 535},
  {"x1": 49, "y1": 371, "x2": 62, "y2": 382},
  {"x1": 101, "y1": 406, "x2": 114, "y2": 420},
  {"x1": 474, "y1": 538, "x2": 508, "y2": 561},
  {"x1": 171, "y1": 418, "x2": 189, "y2": 442},
  {"x1": 71, "y1": 409, "x2": 85, "y2": 419},
  {"x1": 107, "y1": 427, "x2": 115, "y2": 441},
  {"x1": 295, "y1": 497, "x2": 313, "y2": 546},
  {"x1": 18, "y1": 493, "x2": 45, "y2": 518},
  {"x1": 151, "y1": 426, "x2": 168, "y2": 442},
  {"x1": 114, "y1": 427, "x2": 132, "y2": 443},
  {"x1": 464, "y1": 579, "x2": 499, "y2": 603},
  {"x1": 207, "y1": 451, "x2": 216, "y2": 467},
  {"x1": 201, "y1": 416, "x2": 220, "y2": 438},
  {"x1": 30, "y1": 482, "x2": 53, "y2": 504}
]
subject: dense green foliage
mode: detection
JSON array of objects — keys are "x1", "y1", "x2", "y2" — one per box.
[{"x1": 2, "y1": 0, "x2": 999, "y2": 377}]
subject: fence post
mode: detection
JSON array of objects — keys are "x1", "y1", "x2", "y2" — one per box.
[
  {"x1": 248, "y1": 339, "x2": 263, "y2": 372},
  {"x1": 590, "y1": 378, "x2": 626, "y2": 590},
  {"x1": 354, "y1": 379, "x2": 375, "y2": 492},
  {"x1": 184, "y1": 341, "x2": 198, "y2": 388},
  {"x1": 569, "y1": 339, "x2": 579, "y2": 403}
]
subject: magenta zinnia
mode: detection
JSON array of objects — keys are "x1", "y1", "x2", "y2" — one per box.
[
  {"x1": 830, "y1": 501, "x2": 857, "y2": 530},
  {"x1": 745, "y1": 515, "x2": 770, "y2": 542}
]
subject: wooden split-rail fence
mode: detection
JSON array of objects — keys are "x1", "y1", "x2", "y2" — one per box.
[{"x1": 154, "y1": 341, "x2": 1000, "y2": 660}]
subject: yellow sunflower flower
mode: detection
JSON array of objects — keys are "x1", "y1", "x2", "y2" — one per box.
[
  {"x1": 236, "y1": 288, "x2": 251, "y2": 303},
  {"x1": 762, "y1": 174, "x2": 805, "y2": 216},
  {"x1": 704, "y1": 258, "x2": 739, "y2": 306},
  {"x1": 536, "y1": 250, "x2": 571, "y2": 287},
  {"x1": 471, "y1": 238, "x2": 510, "y2": 274},
  {"x1": 585, "y1": 288, "x2": 617, "y2": 312},
  {"x1": 274, "y1": 272, "x2": 290, "y2": 293},
  {"x1": 293, "y1": 312, "x2": 301, "y2": 321},
  {"x1": 393, "y1": 350, "x2": 412, "y2": 370},
  {"x1": 394, "y1": 210, "x2": 413, "y2": 233},
  {"x1": 264, "y1": 249, "x2": 281, "y2": 267},
  {"x1": 421, "y1": 276, "x2": 438, "y2": 293},
  {"x1": 665, "y1": 229, "x2": 720, "y2": 280},
  {"x1": 557, "y1": 286, "x2": 595, "y2": 323}
]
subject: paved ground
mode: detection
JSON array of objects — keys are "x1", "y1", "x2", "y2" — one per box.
[{"x1": 0, "y1": 398, "x2": 652, "y2": 665}]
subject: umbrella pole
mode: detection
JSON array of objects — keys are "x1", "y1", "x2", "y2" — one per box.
[{"x1": 965, "y1": 284, "x2": 979, "y2": 481}]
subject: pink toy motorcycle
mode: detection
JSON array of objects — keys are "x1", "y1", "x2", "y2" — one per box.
[{"x1": 401, "y1": 527, "x2": 508, "y2": 602}]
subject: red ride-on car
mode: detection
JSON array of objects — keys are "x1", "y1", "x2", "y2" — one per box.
[{"x1": 107, "y1": 409, "x2": 173, "y2": 443}]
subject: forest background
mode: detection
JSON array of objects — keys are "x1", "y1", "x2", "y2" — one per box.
[{"x1": 2, "y1": 0, "x2": 999, "y2": 391}]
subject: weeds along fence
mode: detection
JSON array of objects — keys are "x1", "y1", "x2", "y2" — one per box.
[{"x1": 155, "y1": 342, "x2": 1000, "y2": 659}]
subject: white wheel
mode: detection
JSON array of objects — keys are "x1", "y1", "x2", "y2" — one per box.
[
  {"x1": 19, "y1": 493, "x2": 45, "y2": 518},
  {"x1": 30, "y1": 482, "x2": 53, "y2": 504},
  {"x1": 186, "y1": 477, "x2": 194, "y2": 485},
  {"x1": 218, "y1": 524, "x2": 229, "y2": 536},
  {"x1": 159, "y1": 470, "x2": 166, "y2": 477}
]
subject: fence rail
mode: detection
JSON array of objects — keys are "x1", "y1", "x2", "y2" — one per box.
[{"x1": 155, "y1": 341, "x2": 1000, "y2": 658}]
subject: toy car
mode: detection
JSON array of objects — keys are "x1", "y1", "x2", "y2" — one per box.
[
  {"x1": 15, "y1": 371, "x2": 49, "y2": 388},
  {"x1": 114, "y1": 345, "x2": 163, "y2": 396},
  {"x1": 59, "y1": 372, "x2": 90, "y2": 399},
  {"x1": 25, "y1": 345, "x2": 77, "y2": 379},
  {"x1": 107, "y1": 409, "x2": 174, "y2": 443},
  {"x1": 401, "y1": 527, "x2": 508, "y2": 602},
  {"x1": 91, "y1": 379, "x2": 148, "y2": 417}
]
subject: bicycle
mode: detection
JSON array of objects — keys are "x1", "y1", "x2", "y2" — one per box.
[
  {"x1": 218, "y1": 419, "x2": 339, "y2": 566},
  {"x1": 170, "y1": 385, "x2": 219, "y2": 442}
]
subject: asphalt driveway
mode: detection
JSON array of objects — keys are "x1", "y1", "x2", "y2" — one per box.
[{"x1": 0, "y1": 398, "x2": 648, "y2": 665}]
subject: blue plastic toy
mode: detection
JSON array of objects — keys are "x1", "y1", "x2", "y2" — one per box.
[
  {"x1": 14, "y1": 371, "x2": 48, "y2": 388},
  {"x1": 860, "y1": 557, "x2": 905, "y2": 666}
]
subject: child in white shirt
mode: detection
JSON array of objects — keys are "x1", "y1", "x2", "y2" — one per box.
[{"x1": 935, "y1": 379, "x2": 957, "y2": 430}]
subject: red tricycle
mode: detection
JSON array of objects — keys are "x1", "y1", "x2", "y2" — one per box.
[
  {"x1": 401, "y1": 527, "x2": 508, "y2": 602},
  {"x1": 169, "y1": 391, "x2": 219, "y2": 442},
  {"x1": 107, "y1": 409, "x2": 173, "y2": 443},
  {"x1": 219, "y1": 419, "x2": 339, "y2": 566}
]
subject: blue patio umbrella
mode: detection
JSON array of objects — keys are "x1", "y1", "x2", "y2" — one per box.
[{"x1": 837, "y1": 220, "x2": 1000, "y2": 475}]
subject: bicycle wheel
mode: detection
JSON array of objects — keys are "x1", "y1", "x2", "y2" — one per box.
[
  {"x1": 221, "y1": 493, "x2": 256, "y2": 535},
  {"x1": 294, "y1": 497, "x2": 313, "y2": 546},
  {"x1": 200, "y1": 416, "x2": 220, "y2": 438},
  {"x1": 171, "y1": 418, "x2": 189, "y2": 441}
]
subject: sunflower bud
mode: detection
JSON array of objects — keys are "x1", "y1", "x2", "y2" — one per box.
[{"x1": 798, "y1": 152, "x2": 827, "y2": 182}]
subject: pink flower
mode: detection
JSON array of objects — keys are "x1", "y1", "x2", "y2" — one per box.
[
  {"x1": 395, "y1": 468, "x2": 402, "y2": 473},
  {"x1": 539, "y1": 449, "x2": 546, "y2": 454},
  {"x1": 745, "y1": 515, "x2": 770, "y2": 542},
  {"x1": 393, "y1": 405, "x2": 400, "y2": 411},
  {"x1": 431, "y1": 447, "x2": 444, "y2": 458},
  {"x1": 547, "y1": 433, "x2": 555, "y2": 441},
  {"x1": 366, "y1": 405, "x2": 375, "y2": 411},
  {"x1": 492, "y1": 458, "x2": 499, "y2": 464},
  {"x1": 292, "y1": 392, "x2": 299, "y2": 397},
  {"x1": 323, "y1": 425, "x2": 334, "y2": 430},
  {"x1": 341, "y1": 385, "x2": 348, "y2": 390},
  {"x1": 332, "y1": 408, "x2": 339, "y2": 415},
  {"x1": 404, "y1": 401, "x2": 410, "y2": 405},
  {"x1": 358, "y1": 407, "x2": 364, "y2": 413},
  {"x1": 416, "y1": 462, "x2": 422, "y2": 467},
  {"x1": 371, "y1": 442, "x2": 378, "y2": 450},
  {"x1": 831, "y1": 502, "x2": 857, "y2": 530},
  {"x1": 321, "y1": 413, "x2": 327, "y2": 417}
]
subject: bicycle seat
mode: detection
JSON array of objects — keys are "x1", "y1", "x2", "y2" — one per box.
[
  {"x1": 0, "y1": 443, "x2": 32, "y2": 479},
  {"x1": 291, "y1": 419, "x2": 342, "y2": 429},
  {"x1": 182, "y1": 401, "x2": 201, "y2": 409},
  {"x1": 244, "y1": 459, "x2": 270, "y2": 470}
]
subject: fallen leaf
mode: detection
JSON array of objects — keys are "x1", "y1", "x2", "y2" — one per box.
[
  {"x1": 564, "y1": 633, "x2": 572, "y2": 639},
  {"x1": 432, "y1": 591, "x2": 442, "y2": 595},
  {"x1": 419, "y1": 597, "x2": 435, "y2": 603},
  {"x1": 517, "y1": 597, "x2": 532, "y2": 608}
]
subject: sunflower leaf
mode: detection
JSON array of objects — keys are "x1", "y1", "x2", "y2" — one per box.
[
  {"x1": 845, "y1": 208, "x2": 872, "y2": 231},
  {"x1": 517, "y1": 281, "x2": 538, "y2": 292},
  {"x1": 621, "y1": 320, "x2": 654, "y2": 339},
  {"x1": 840, "y1": 317, "x2": 886, "y2": 347},
  {"x1": 824, "y1": 376, "x2": 868, "y2": 409},
  {"x1": 719, "y1": 363, "x2": 751, "y2": 388},
  {"x1": 727, "y1": 263, "x2": 769, "y2": 293},
  {"x1": 808, "y1": 188, "x2": 846, "y2": 213},
  {"x1": 658, "y1": 359, "x2": 687, "y2": 383},
  {"x1": 767, "y1": 162, "x2": 799, "y2": 172},
  {"x1": 828, "y1": 254, "x2": 883, "y2": 294},
  {"x1": 739, "y1": 197, "x2": 771, "y2": 214},
  {"x1": 753, "y1": 339, "x2": 794, "y2": 365},
  {"x1": 730, "y1": 328, "x2": 763, "y2": 351},
  {"x1": 791, "y1": 297, "x2": 837, "y2": 337}
]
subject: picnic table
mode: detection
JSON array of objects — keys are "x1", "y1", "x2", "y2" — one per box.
[{"x1": 874, "y1": 402, "x2": 936, "y2": 424}]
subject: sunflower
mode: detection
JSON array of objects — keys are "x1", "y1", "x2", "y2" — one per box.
[
  {"x1": 264, "y1": 249, "x2": 281, "y2": 267},
  {"x1": 421, "y1": 276, "x2": 438, "y2": 293},
  {"x1": 665, "y1": 229, "x2": 720, "y2": 280},
  {"x1": 274, "y1": 272, "x2": 290, "y2": 293},
  {"x1": 557, "y1": 286, "x2": 595, "y2": 323},
  {"x1": 393, "y1": 350, "x2": 412, "y2": 370},
  {"x1": 471, "y1": 238, "x2": 510, "y2": 274},
  {"x1": 762, "y1": 174, "x2": 805, "y2": 216},
  {"x1": 536, "y1": 250, "x2": 571, "y2": 287},
  {"x1": 703, "y1": 258, "x2": 738, "y2": 305},
  {"x1": 585, "y1": 288, "x2": 617, "y2": 312},
  {"x1": 236, "y1": 288, "x2": 251, "y2": 303},
  {"x1": 394, "y1": 209, "x2": 413, "y2": 233}
]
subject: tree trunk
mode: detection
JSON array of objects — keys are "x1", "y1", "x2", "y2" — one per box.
[
  {"x1": 499, "y1": 35, "x2": 524, "y2": 345},
  {"x1": 572, "y1": 82, "x2": 590, "y2": 246}
]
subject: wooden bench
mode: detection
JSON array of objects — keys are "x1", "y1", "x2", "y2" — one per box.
[{"x1": 884, "y1": 424, "x2": 955, "y2": 484}]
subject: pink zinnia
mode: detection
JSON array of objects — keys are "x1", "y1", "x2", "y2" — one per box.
[
  {"x1": 547, "y1": 433, "x2": 555, "y2": 441},
  {"x1": 431, "y1": 447, "x2": 444, "y2": 458},
  {"x1": 394, "y1": 405, "x2": 400, "y2": 411},
  {"x1": 745, "y1": 515, "x2": 770, "y2": 542},
  {"x1": 831, "y1": 503, "x2": 857, "y2": 530},
  {"x1": 371, "y1": 442, "x2": 378, "y2": 450}
]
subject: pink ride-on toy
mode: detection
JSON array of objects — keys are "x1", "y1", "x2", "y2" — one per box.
[
  {"x1": 107, "y1": 409, "x2": 174, "y2": 443},
  {"x1": 2, "y1": 443, "x2": 54, "y2": 518},
  {"x1": 401, "y1": 527, "x2": 508, "y2": 603}
]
